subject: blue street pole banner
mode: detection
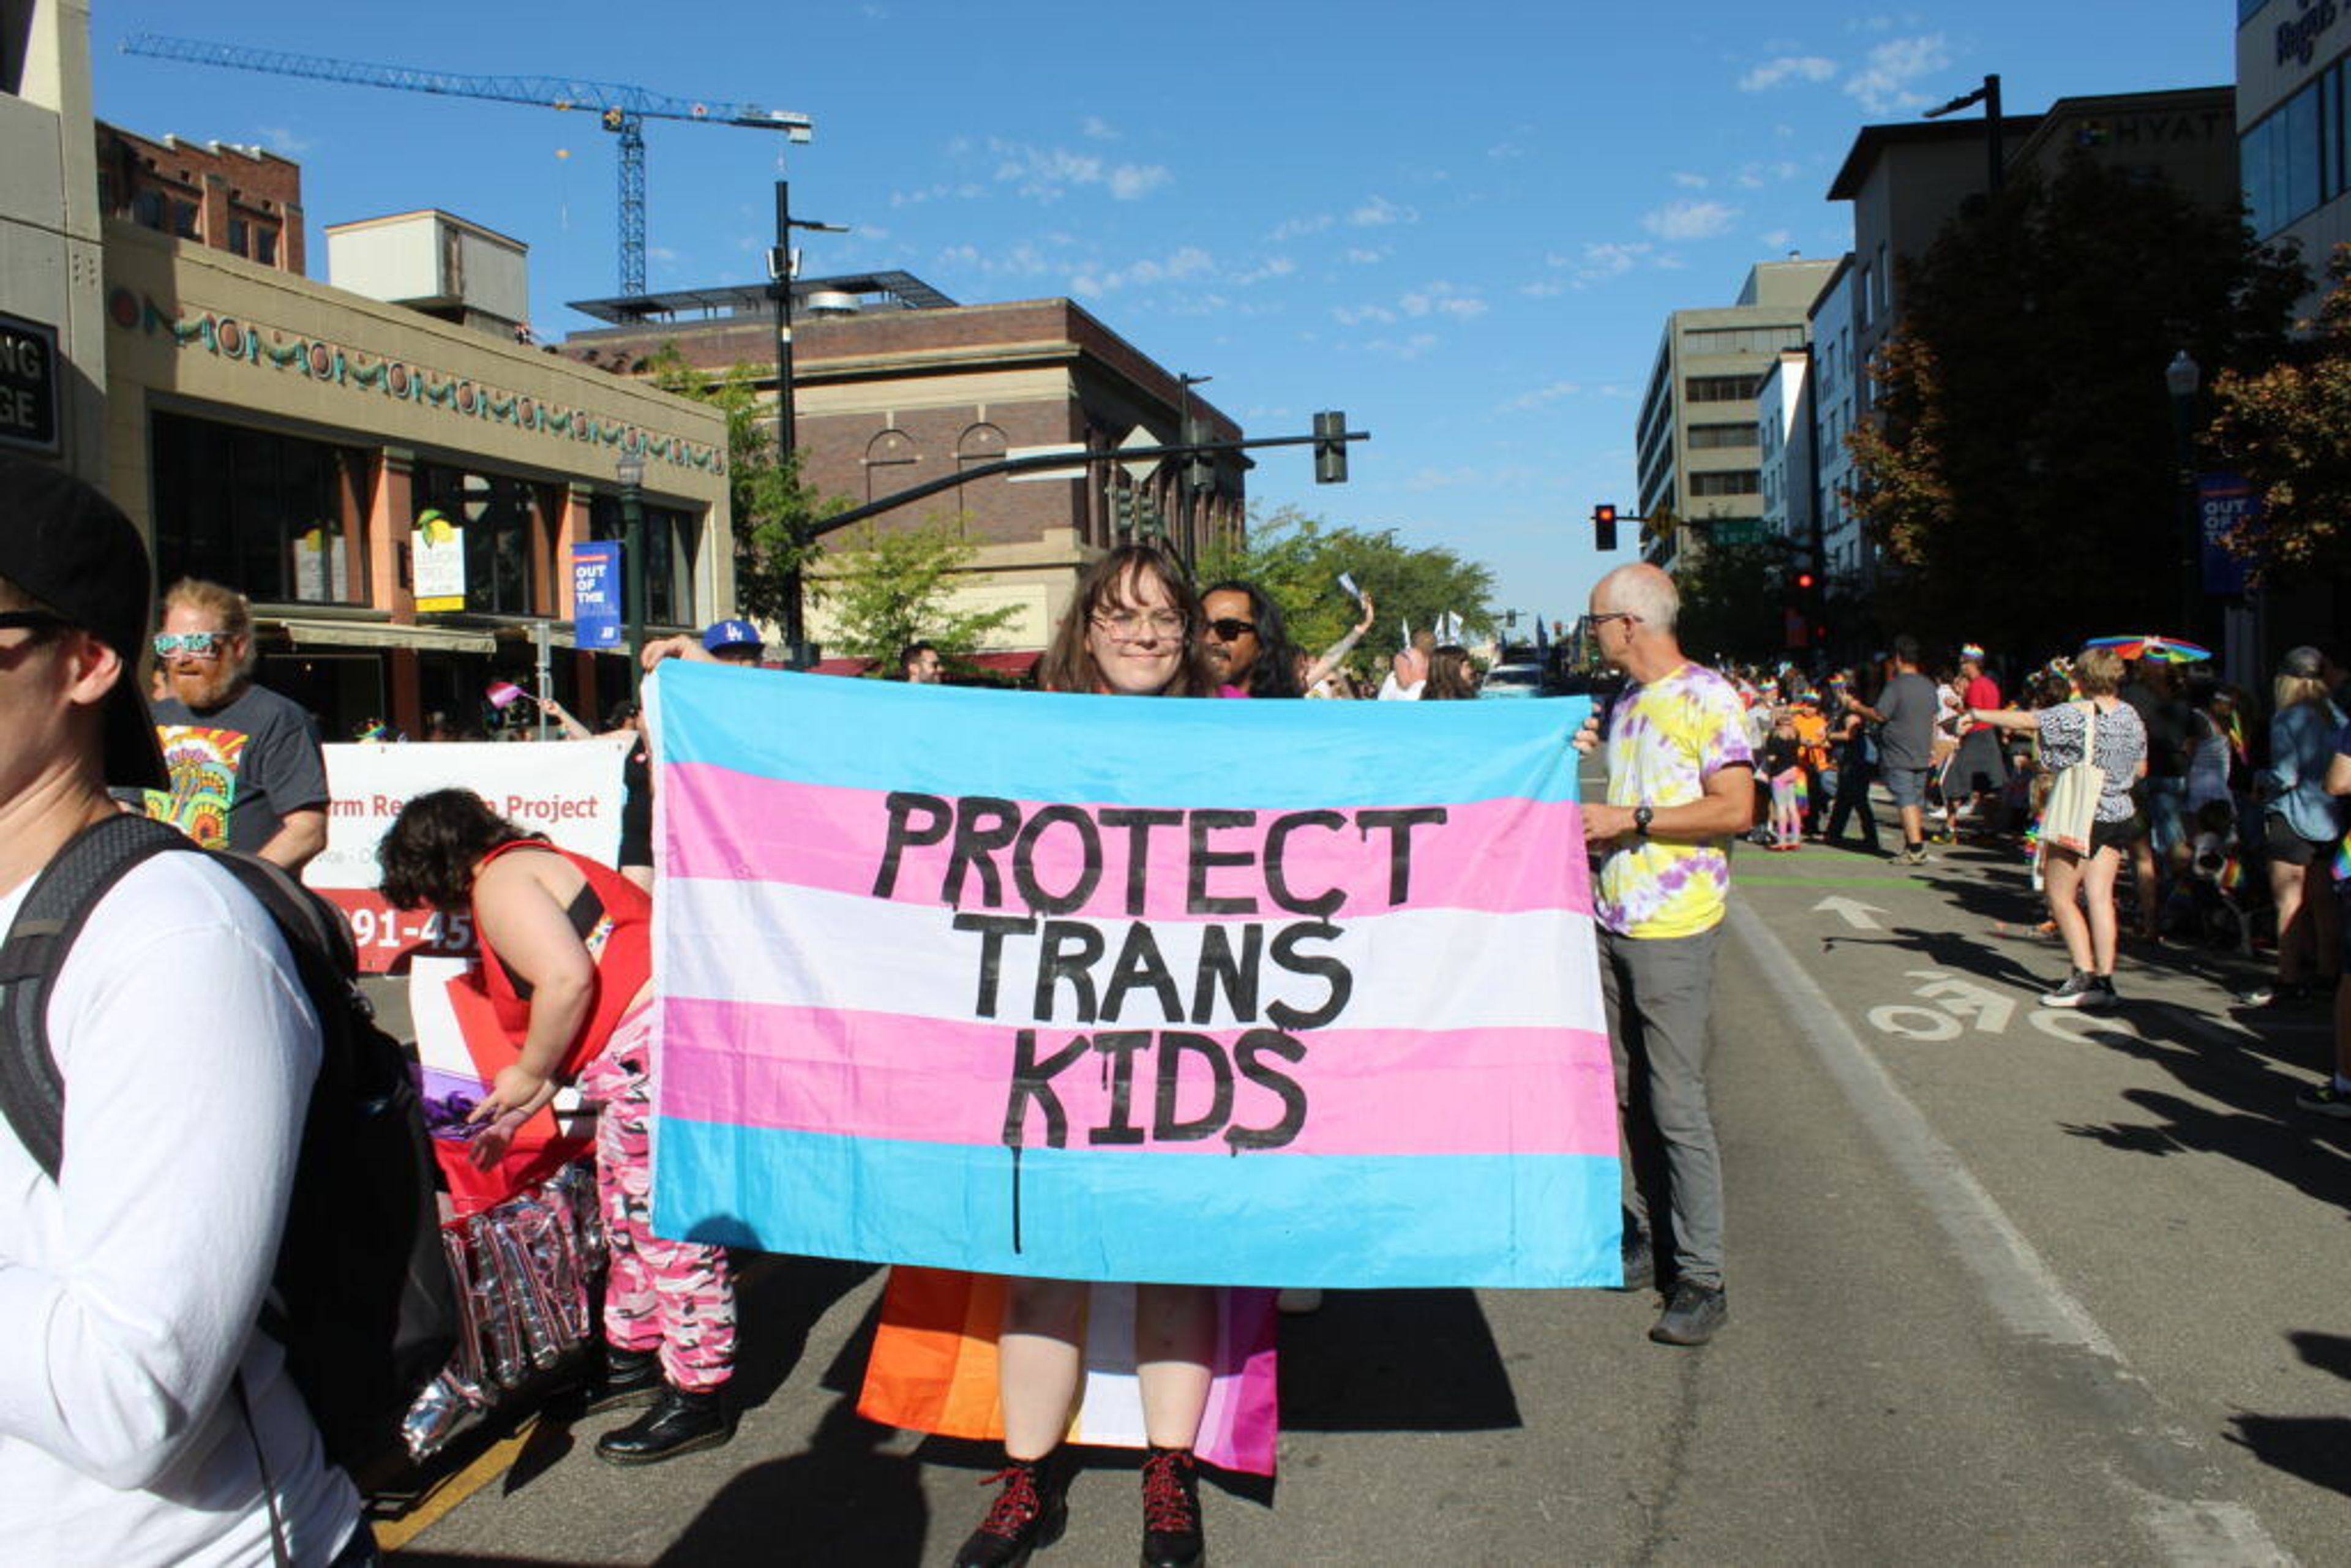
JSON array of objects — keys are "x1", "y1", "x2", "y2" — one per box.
[
  {"x1": 571, "y1": 541, "x2": 623, "y2": 649},
  {"x1": 2197, "y1": 473, "x2": 2255, "y2": 598}
]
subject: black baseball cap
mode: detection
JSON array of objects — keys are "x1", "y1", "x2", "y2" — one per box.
[{"x1": 0, "y1": 456, "x2": 167, "y2": 790}]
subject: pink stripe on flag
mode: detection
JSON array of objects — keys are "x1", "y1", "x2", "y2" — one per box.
[
  {"x1": 661, "y1": 763, "x2": 1594, "y2": 921},
  {"x1": 659, "y1": 996, "x2": 1618, "y2": 1158}
]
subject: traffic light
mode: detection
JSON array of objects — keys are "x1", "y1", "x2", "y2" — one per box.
[
  {"x1": 1313, "y1": 410, "x2": 1348, "y2": 484},
  {"x1": 1182, "y1": 415, "x2": 1215, "y2": 493},
  {"x1": 1594, "y1": 503, "x2": 1619, "y2": 552},
  {"x1": 1795, "y1": 570, "x2": 1817, "y2": 593},
  {"x1": 1113, "y1": 487, "x2": 1134, "y2": 534}
]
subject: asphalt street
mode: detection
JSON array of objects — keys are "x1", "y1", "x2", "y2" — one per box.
[{"x1": 386, "y1": 825, "x2": 2351, "y2": 1567}]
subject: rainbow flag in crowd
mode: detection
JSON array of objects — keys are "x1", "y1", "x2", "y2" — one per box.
[
  {"x1": 645, "y1": 663, "x2": 1618, "y2": 1291},
  {"x1": 486, "y1": 680, "x2": 530, "y2": 710}
]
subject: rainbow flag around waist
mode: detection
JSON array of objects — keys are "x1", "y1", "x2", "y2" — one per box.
[{"x1": 646, "y1": 663, "x2": 1618, "y2": 1289}]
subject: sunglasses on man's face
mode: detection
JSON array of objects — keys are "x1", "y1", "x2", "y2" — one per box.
[
  {"x1": 153, "y1": 631, "x2": 228, "y2": 658},
  {"x1": 1207, "y1": 618, "x2": 1258, "y2": 642}
]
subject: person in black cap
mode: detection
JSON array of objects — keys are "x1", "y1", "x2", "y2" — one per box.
[{"x1": 0, "y1": 456, "x2": 375, "y2": 1566}]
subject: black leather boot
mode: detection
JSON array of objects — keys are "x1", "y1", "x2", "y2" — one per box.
[
  {"x1": 1139, "y1": 1446, "x2": 1204, "y2": 1568},
  {"x1": 581, "y1": 1346, "x2": 662, "y2": 1415},
  {"x1": 594, "y1": 1383, "x2": 732, "y2": 1466},
  {"x1": 952, "y1": 1455, "x2": 1068, "y2": 1567}
]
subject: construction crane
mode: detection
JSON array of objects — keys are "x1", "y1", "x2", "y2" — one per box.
[{"x1": 120, "y1": 32, "x2": 813, "y2": 298}]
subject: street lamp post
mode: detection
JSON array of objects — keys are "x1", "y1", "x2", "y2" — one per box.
[
  {"x1": 617, "y1": 450, "x2": 647, "y2": 697},
  {"x1": 771, "y1": 180, "x2": 849, "y2": 660},
  {"x1": 2165, "y1": 349, "x2": 2202, "y2": 641}
]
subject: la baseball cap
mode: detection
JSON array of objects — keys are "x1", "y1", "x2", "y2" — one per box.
[
  {"x1": 0, "y1": 456, "x2": 167, "y2": 790},
  {"x1": 701, "y1": 618, "x2": 763, "y2": 654}
]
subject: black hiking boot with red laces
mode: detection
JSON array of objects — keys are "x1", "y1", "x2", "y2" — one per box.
[
  {"x1": 953, "y1": 1457, "x2": 1067, "y2": 1568},
  {"x1": 1139, "y1": 1446, "x2": 1205, "y2": 1568}
]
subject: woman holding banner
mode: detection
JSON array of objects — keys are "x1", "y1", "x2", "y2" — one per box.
[
  {"x1": 377, "y1": 790, "x2": 739, "y2": 1466},
  {"x1": 947, "y1": 544, "x2": 1222, "y2": 1568}
]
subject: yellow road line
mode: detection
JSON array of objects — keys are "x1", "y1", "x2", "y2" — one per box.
[{"x1": 375, "y1": 1417, "x2": 538, "y2": 1553}]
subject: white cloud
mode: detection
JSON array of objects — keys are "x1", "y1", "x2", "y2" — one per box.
[
  {"x1": 1641, "y1": 199, "x2": 1738, "y2": 241},
  {"x1": 1343, "y1": 246, "x2": 1388, "y2": 264},
  {"x1": 1081, "y1": 115, "x2": 1120, "y2": 141},
  {"x1": 890, "y1": 181, "x2": 986, "y2": 208},
  {"x1": 1488, "y1": 140, "x2": 1526, "y2": 160},
  {"x1": 1269, "y1": 212, "x2": 1334, "y2": 241},
  {"x1": 1109, "y1": 164, "x2": 1170, "y2": 200},
  {"x1": 1520, "y1": 279, "x2": 1568, "y2": 298},
  {"x1": 1233, "y1": 256, "x2": 1295, "y2": 285},
  {"x1": 1760, "y1": 228, "x2": 1793, "y2": 250},
  {"x1": 1399, "y1": 281, "x2": 1487, "y2": 320},
  {"x1": 1070, "y1": 246, "x2": 1215, "y2": 296},
  {"x1": 255, "y1": 124, "x2": 312, "y2": 154},
  {"x1": 1333, "y1": 304, "x2": 1397, "y2": 326},
  {"x1": 1672, "y1": 171, "x2": 1711, "y2": 189},
  {"x1": 989, "y1": 139, "x2": 1171, "y2": 203},
  {"x1": 1364, "y1": 333, "x2": 1441, "y2": 361},
  {"x1": 1739, "y1": 55, "x2": 1837, "y2": 92},
  {"x1": 1573, "y1": 241, "x2": 1656, "y2": 282},
  {"x1": 1348, "y1": 194, "x2": 1419, "y2": 227},
  {"x1": 1501, "y1": 380, "x2": 1581, "y2": 412},
  {"x1": 1845, "y1": 33, "x2": 1949, "y2": 114}
]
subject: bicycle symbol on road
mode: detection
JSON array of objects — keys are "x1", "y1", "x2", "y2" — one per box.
[{"x1": 1867, "y1": 970, "x2": 2137, "y2": 1045}]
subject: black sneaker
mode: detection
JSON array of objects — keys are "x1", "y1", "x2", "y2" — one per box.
[
  {"x1": 1614, "y1": 1231, "x2": 1654, "y2": 1292},
  {"x1": 2294, "y1": 1082, "x2": 2351, "y2": 1119},
  {"x1": 2042, "y1": 970, "x2": 2097, "y2": 1008},
  {"x1": 1139, "y1": 1446, "x2": 1205, "y2": 1568},
  {"x1": 1649, "y1": 1282, "x2": 1727, "y2": 1346},
  {"x1": 2082, "y1": 974, "x2": 2119, "y2": 1011},
  {"x1": 953, "y1": 1457, "x2": 1068, "y2": 1568}
]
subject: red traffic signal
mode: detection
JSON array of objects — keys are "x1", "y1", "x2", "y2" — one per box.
[
  {"x1": 1593, "y1": 503, "x2": 1619, "y2": 552},
  {"x1": 1795, "y1": 571, "x2": 1817, "y2": 591}
]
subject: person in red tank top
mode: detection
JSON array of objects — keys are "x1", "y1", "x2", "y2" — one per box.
[{"x1": 378, "y1": 789, "x2": 737, "y2": 1468}]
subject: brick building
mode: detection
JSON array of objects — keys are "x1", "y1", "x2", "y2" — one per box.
[
  {"x1": 563, "y1": 274, "x2": 1246, "y2": 658},
  {"x1": 95, "y1": 119, "x2": 304, "y2": 273}
]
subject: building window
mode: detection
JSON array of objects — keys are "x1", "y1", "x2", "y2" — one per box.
[
  {"x1": 414, "y1": 463, "x2": 542, "y2": 617},
  {"x1": 1690, "y1": 470, "x2": 1761, "y2": 497},
  {"x1": 1687, "y1": 422, "x2": 1753, "y2": 450},
  {"x1": 957, "y1": 422, "x2": 1008, "y2": 467},
  {"x1": 1685, "y1": 375, "x2": 1763, "y2": 403},
  {"x1": 228, "y1": 217, "x2": 249, "y2": 257},
  {"x1": 864, "y1": 427, "x2": 918, "y2": 503},
  {"x1": 1682, "y1": 324, "x2": 1807, "y2": 355},
  {"x1": 149, "y1": 411, "x2": 367, "y2": 604},
  {"x1": 589, "y1": 497, "x2": 702, "y2": 628},
  {"x1": 131, "y1": 189, "x2": 164, "y2": 230},
  {"x1": 170, "y1": 198, "x2": 198, "y2": 239},
  {"x1": 256, "y1": 226, "x2": 278, "y2": 267}
]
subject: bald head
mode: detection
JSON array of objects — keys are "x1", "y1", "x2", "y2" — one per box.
[{"x1": 1592, "y1": 563, "x2": 1679, "y2": 632}]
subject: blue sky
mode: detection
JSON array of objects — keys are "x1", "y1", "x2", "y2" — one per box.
[{"x1": 93, "y1": 2, "x2": 2236, "y2": 626}]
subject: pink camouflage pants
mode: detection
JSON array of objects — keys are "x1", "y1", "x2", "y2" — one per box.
[{"x1": 577, "y1": 1007, "x2": 736, "y2": 1392}]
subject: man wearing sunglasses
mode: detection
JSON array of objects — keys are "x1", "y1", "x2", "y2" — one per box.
[
  {"x1": 0, "y1": 458, "x2": 373, "y2": 1566},
  {"x1": 1199, "y1": 580, "x2": 1303, "y2": 699},
  {"x1": 148, "y1": 580, "x2": 331, "y2": 873}
]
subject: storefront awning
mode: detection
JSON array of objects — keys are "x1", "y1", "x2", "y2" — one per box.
[{"x1": 272, "y1": 618, "x2": 500, "y2": 655}]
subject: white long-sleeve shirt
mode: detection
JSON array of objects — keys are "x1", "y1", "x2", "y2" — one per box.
[{"x1": 0, "y1": 852, "x2": 362, "y2": 1566}]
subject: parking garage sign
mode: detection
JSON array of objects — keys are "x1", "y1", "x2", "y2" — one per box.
[{"x1": 0, "y1": 311, "x2": 61, "y2": 455}]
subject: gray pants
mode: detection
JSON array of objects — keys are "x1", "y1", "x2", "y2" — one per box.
[{"x1": 1598, "y1": 925, "x2": 1725, "y2": 1289}]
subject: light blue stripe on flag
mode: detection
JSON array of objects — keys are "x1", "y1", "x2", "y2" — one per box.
[
  {"x1": 652, "y1": 1119, "x2": 1622, "y2": 1290},
  {"x1": 651, "y1": 663, "x2": 1590, "y2": 811}
]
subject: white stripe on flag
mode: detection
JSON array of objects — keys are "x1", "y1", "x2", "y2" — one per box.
[{"x1": 661, "y1": 877, "x2": 1607, "y2": 1037}]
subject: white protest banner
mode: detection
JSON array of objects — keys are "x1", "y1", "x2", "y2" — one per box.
[{"x1": 306, "y1": 739, "x2": 631, "y2": 972}]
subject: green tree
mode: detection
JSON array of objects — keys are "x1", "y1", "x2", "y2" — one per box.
[
  {"x1": 640, "y1": 345, "x2": 843, "y2": 628},
  {"x1": 1673, "y1": 536, "x2": 1798, "y2": 665},
  {"x1": 1845, "y1": 154, "x2": 2304, "y2": 651},
  {"x1": 819, "y1": 520, "x2": 1021, "y2": 671},
  {"x1": 2208, "y1": 244, "x2": 2351, "y2": 581},
  {"x1": 1194, "y1": 506, "x2": 1499, "y2": 661}
]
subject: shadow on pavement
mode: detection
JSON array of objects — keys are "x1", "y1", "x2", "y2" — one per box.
[
  {"x1": 657, "y1": 1396, "x2": 929, "y2": 1567},
  {"x1": 2225, "y1": 1330, "x2": 2351, "y2": 1499},
  {"x1": 1277, "y1": 1288, "x2": 1522, "y2": 1435}
]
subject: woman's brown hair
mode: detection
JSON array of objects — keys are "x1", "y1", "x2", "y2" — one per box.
[
  {"x1": 1423, "y1": 645, "x2": 1479, "y2": 701},
  {"x1": 1036, "y1": 544, "x2": 1216, "y2": 697},
  {"x1": 2072, "y1": 646, "x2": 2126, "y2": 697}
]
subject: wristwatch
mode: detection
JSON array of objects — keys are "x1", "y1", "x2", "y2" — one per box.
[{"x1": 1633, "y1": 806, "x2": 1654, "y2": 838}]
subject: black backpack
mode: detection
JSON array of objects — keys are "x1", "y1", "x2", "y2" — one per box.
[{"x1": 0, "y1": 813, "x2": 457, "y2": 1474}]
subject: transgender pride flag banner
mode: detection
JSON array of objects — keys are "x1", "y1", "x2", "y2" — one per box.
[{"x1": 647, "y1": 662, "x2": 1618, "y2": 1289}]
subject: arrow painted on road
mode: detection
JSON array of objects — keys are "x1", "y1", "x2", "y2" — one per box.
[{"x1": 1813, "y1": 895, "x2": 1888, "y2": 931}]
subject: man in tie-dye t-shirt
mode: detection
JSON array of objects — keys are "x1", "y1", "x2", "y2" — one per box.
[{"x1": 1577, "y1": 563, "x2": 1754, "y2": 1349}]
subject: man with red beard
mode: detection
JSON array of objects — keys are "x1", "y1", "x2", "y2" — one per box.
[{"x1": 148, "y1": 579, "x2": 331, "y2": 872}]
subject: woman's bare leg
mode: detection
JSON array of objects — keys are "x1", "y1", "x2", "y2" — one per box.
[
  {"x1": 1133, "y1": 1283, "x2": 1216, "y2": 1449},
  {"x1": 2044, "y1": 849, "x2": 2093, "y2": 974},
  {"x1": 999, "y1": 1278, "x2": 1088, "y2": 1461}
]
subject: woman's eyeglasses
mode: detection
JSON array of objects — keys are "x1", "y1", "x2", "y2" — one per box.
[
  {"x1": 1092, "y1": 609, "x2": 1187, "y2": 641},
  {"x1": 152, "y1": 631, "x2": 227, "y2": 658},
  {"x1": 1206, "y1": 618, "x2": 1258, "y2": 642}
]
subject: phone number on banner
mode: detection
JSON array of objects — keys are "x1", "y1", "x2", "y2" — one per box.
[{"x1": 320, "y1": 890, "x2": 478, "y2": 972}]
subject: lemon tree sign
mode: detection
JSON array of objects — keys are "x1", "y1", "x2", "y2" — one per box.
[{"x1": 414, "y1": 508, "x2": 467, "y2": 612}]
